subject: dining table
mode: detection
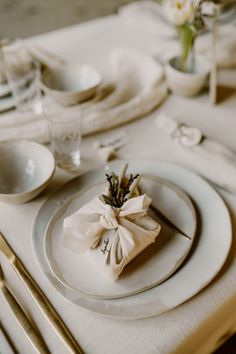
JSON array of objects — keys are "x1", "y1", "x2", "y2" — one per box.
[{"x1": 0, "y1": 10, "x2": 236, "y2": 354}]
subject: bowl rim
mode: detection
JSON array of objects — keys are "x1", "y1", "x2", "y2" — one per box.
[
  {"x1": 166, "y1": 55, "x2": 210, "y2": 77},
  {"x1": 0, "y1": 139, "x2": 56, "y2": 198},
  {"x1": 41, "y1": 64, "x2": 102, "y2": 94}
]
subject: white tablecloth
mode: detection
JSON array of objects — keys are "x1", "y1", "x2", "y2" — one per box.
[{"x1": 0, "y1": 15, "x2": 236, "y2": 354}]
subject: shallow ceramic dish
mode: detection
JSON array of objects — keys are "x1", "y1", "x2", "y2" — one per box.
[
  {"x1": 32, "y1": 161, "x2": 232, "y2": 319},
  {"x1": 44, "y1": 176, "x2": 197, "y2": 299},
  {"x1": 41, "y1": 63, "x2": 102, "y2": 106},
  {"x1": 0, "y1": 140, "x2": 55, "y2": 204}
]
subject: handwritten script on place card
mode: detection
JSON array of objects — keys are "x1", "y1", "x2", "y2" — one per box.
[{"x1": 101, "y1": 238, "x2": 110, "y2": 255}]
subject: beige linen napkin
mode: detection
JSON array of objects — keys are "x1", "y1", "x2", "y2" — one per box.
[
  {"x1": 119, "y1": 1, "x2": 236, "y2": 68},
  {"x1": 0, "y1": 48, "x2": 167, "y2": 143},
  {"x1": 157, "y1": 113, "x2": 236, "y2": 193},
  {"x1": 63, "y1": 194, "x2": 161, "y2": 280}
]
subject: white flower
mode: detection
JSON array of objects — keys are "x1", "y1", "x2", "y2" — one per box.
[
  {"x1": 201, "y1": 1, "x2": 220, "y2": 16},
  {"x1": 164, "y1": 0, "x2": 195, "y2": 26}
]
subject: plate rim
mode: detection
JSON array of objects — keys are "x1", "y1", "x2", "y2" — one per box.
[{"x1": 32, "y1": 160, "x2": 232, "y2": 319}]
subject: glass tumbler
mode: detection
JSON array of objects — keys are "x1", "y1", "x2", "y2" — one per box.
[
  {"x1": 45, "y1": 102, "x2": 83, "y2": 171},
  {"x1": 2, "y1": 39, "x2": 42, "y2": 113}
]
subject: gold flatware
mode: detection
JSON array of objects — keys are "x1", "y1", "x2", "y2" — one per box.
[
  {"x1": 0, "y1": 266, "x2": 50, "y2": 354},
  {"x1": 0, "y1": 231, "x2": 84, "y2": 354},
  {"x1": 0, "y1": 321, "x2": 16, "y2": 354}
]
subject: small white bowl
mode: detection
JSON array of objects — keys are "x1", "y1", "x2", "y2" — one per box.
[
  {"x1": 165, "y1": 55, "x2": 209, "y2": 97},
  {"x1": 41, "y1": 63, "x2": 102, "y2": 106},
  {"x1": 0, "y1": 140, "x2": 55, "y2": 204}
]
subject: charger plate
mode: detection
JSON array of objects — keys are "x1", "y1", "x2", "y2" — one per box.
[
  {"x1": 32, "y1": 161, "x2": 232, "y2": 319},
  {"x1": 43, "y1": 175, "x2": 197, "y2": 299}
]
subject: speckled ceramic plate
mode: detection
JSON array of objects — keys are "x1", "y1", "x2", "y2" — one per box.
[
  {"x1": 43, "y1": 175, "x2": 197, "y2": 299},
  {"x1": 32, "y1": 161, "x2": 232, "y2": 319}
]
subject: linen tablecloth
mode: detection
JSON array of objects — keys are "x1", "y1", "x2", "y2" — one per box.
[{"x1": 0, "y1": 14, "x2": 236, "y2": 354}]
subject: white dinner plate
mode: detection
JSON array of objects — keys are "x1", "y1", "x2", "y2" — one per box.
[
  {"x1": 43, "y1": 175, "x2": 197, "y2": 299},
  {"x1": 32, "y1": 161, "x2": 232, "y2": 319}
]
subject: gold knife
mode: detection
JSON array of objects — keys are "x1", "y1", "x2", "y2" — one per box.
[
  {"x1": 0, "y1": 231, "x2": 84, "y2": 354},
  {"x1": 0, "y1": 267, "x2": 50, "y2": 354},
  {"x1": 0, "y1": 320, "x2": 17, "y2": 354}
]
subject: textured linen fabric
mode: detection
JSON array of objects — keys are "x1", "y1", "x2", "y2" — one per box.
[
  {"x1": 156, "y1": 113, "x2": 236, "y2": 194},
  {"x1": 0, "y1": 14, "x2": 236, "y2": 354},
  {"x1": 0, "y1": 48, "x2": 167, "y2": 143}
]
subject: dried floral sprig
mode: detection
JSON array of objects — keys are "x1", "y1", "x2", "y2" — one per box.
[{"x1": 100, "y1": 165, "x2": 140, "y2": 208}]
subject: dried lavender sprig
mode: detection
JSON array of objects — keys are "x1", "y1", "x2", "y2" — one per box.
[
  {"x1": 104, "y1": 166, "x2": 140, "y2": 208},
  {"x1": 127, "y1": 175, "x2": 141, "y2": 199},
  {"x1": 117, "y1": 164, "x2": 128, "y2": 201},
  {"x1": 118, "y1": 164, "x2": 128, "y2": 185},
  {"x1": 121, "y1": 174, "x2": 139, "y2": 204}
]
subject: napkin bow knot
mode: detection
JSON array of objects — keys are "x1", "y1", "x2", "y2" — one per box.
[
  {"x1": 63, "y1": 194, "x2": 159, "y2": 260},
  {"x1": 99, "y1": 206, "x2": 119, "y2": 230},
  {"x1": 157, "y1": 114, "x2": 202, "y2": 147},
  {"x1": 63, "y1": 193, "x2": 161, "y2": 279}
]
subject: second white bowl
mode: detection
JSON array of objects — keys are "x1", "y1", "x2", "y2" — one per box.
[{"x1": 41, "y1": 63, "x2": 102, "y2": 106}]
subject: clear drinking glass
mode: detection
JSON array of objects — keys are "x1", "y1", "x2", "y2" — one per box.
[
  {"x1": 45, "y1": 102, "x2": 83, "y2": 171},
  {"x1": 2, "y1": 39, "x2": 42, "y2": 113}
]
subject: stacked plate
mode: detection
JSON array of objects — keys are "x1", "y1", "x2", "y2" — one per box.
[
  {"x1": 0, "y1": 81, "x2": 15, "y2": 112},
  {"x1": 32, "y1": 160, "x2": 232, "y2": 319}
]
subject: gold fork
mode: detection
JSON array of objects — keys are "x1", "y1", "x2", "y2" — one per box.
[
  {"x1": 0, "y1": 266, "x2": 50, "y2": 353},
  {"x1": 0, "y1": 231, "x2": 84, "y2": 354}
]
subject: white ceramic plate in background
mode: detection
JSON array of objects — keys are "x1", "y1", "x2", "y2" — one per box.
[
  {"x1": 43, "y1": 176, "x2": 197, "y2": 299},
  {"x1": 32, "y1": 161, "x2": 232, "y2": 319}
]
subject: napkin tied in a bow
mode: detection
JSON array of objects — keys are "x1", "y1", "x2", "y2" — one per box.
[
  {"x1": 63, "y1": 194, "x2": 161, "y2": 279},
  {"x1": 157, "y1": 113, "x2": 236, "y2": 193}
]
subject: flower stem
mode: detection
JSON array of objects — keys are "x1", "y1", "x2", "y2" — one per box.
[{"x1": 179, "y1": 24, "x2": 196, "y2": 72}]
